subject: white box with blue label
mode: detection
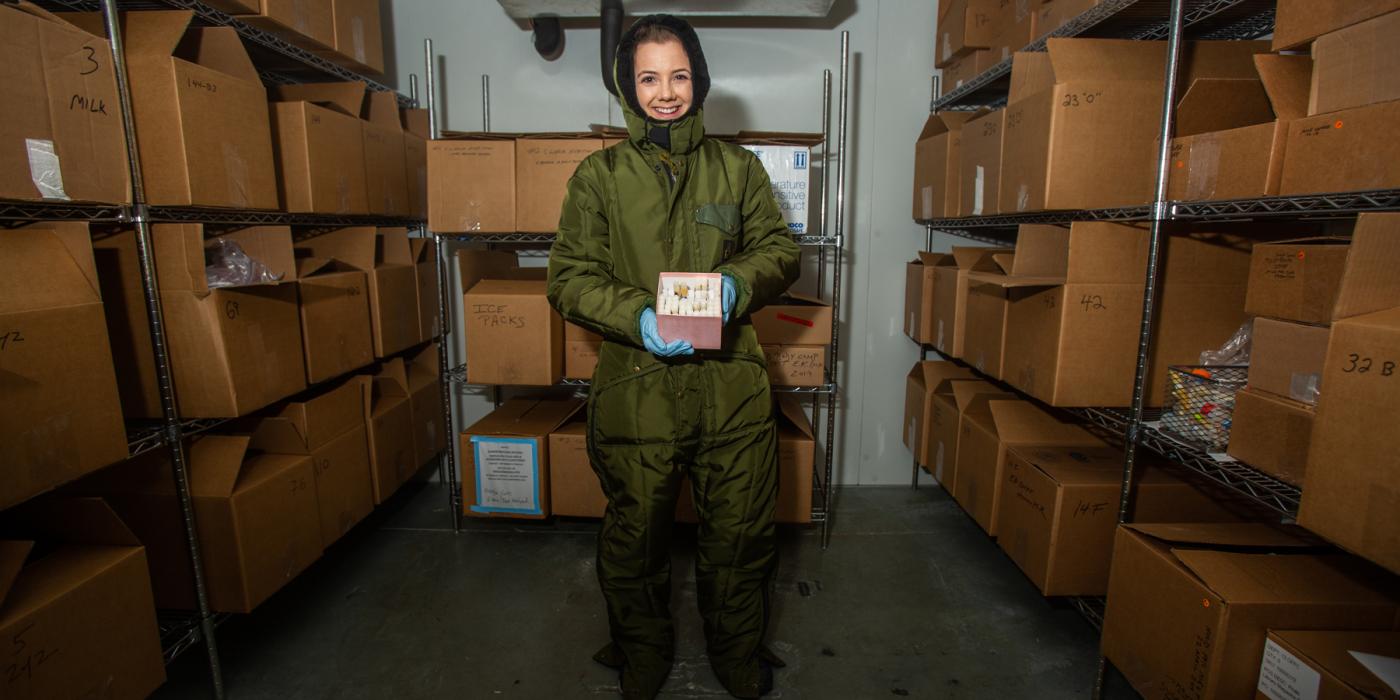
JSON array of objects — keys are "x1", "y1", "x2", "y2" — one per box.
[{"x1": 732, "y1": 132, "x2": 824, "y2": 235}]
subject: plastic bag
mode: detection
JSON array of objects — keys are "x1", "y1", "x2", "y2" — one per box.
[
  {"x1": 1200, "y1": 320, "x2": 1252, "y2": 366},
  {"x1": 205, "y1": 239, "x2": 283, "y2": 289}
]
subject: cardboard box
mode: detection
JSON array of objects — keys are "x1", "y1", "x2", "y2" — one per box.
[
  {"x1": 0, "y1": 499, "x2": 165, "y2": 699},
  {"x1": 96, "y1": 225, "x2": 306, "y2": 419},
  {"x1": 962, "y1": 248, "x2": 1025, "y2": 379},
  {"x1": 991, "y1": 222, "x2": 1248, "y2": 407},
  {"x1": 236, "y1": 0, "x2": 335, "y2": 52},
  {"x1": 326, "y1": 0, "x2": 384, "y2": 74},
  {"x1": 931, "y1": 246, "x2": 1014, "y2": 358},
  {"x1": 101, "y1": 434, "x2": 322, "y2": 612},
  {"x1": 904, "y1": 252, "x2": 947, "y2": 344},
  {"x1": 292, "y1": 257, "x2": 373, "y2": 384},
  {"x1": 953, "y1": 399, "x2": 1103, "y2": 535},
  {"x1": 1032, "y1": 0, "x2": 1103, "y2": 39},
  {"x1": 515, "y1": 134, "x2": 603, "y2": 233},
  {"x1": 1271, "y1": 0, "x2": 1400, "y2": 51},
  {"x1": 1245, "y1": 238, "x2": 1351, "y2": 325},
  {"x1": 410, "y1": 237, "x2": 441, "y2": 344},
  {"x1": 269, "y1": 82, "x2": 404, "y2": 215},
  {"x1": 461, "y1": 398, "x2": 583, "y2": 519},
  {"x1": 405, "y1": 342, "x2": 446, "y2": 471},
  {"x1": 938, "y1": 0, "x2": 1007, "y2": 68},
  {"x1": 1102, "y1": 523, "x2": 1399, "y2": 700},
  {"x1": 1227, "y1": 387, "x2": 1315, "y2": 487},
  {"x1": 1167, "y1": 54, "x2": 1311, "y2": 202},
  {"x1": 357, "y1": 360, "x2": 414, "y2": 504},
  {"x1": 459, "y1": 250, "x2": 562, "y2": 385},
  {"x1": 1299, "y1": 214, "x2": 1400, "y2": 576},
  {"x1": 754, "y1": 294, "x2": 833, "y2": 346},
  {"x1": 428, "y1": 132, "x2": 517, "y2": 233},
  {"x1": 1, "y1": 223, "x2": 128, "y2": 510},
  {"x1": 1309, "y1": 10, "x2": 1400, "y2": 117},
  {"x1": 912, "y1": 113, "x2": 978, "y2": 220},
  {"x1": 903, "y1": 360, "x2": 977, "y2": 470},
  {"x1": 1248, "y1": 317, "x2": 1329, "y2": 404},
  {"x1": 299, "y1": 227, "x2": 420, "y2": 358},
  {"x1": 1256, "y1": 630, "x2": 1400, "y2": 700},
  {"x1": 73, "y1": 10, "x2": 278, "y2": 208},
  {"x1": 1280, "y1": 99, "x2": 1400, "y2": 195},
  {"x1": 776, "y1": 397, "x2": 817, "y2": 524},
  {"x1": 939, "y1": 52, "x2": 983, "y2": 96},
  {"x1": 734, "y1": 132, "x2": 822, "y2": 234},
  {"x1": 549, "y1": 419, "x2": 605, "y2": 518},
  {"x1": 265, "y1": 379, "x2": 373, "y2": 548},
  {"x1": 361, "y1": 90, "x2": 410, "y2": 216},
  {"x1": 958, "y1": 108, "x2": 1005, "y2": 217},
  {"x1": 565, "y1": 321, "x2": 602, "y2": 380},
  {"x1": 999, "y1": 39, "x2": 1267, "y2": 213},
  {"x1": 763, "y1": 344, "x2": 826, "y2": 387},
  {"x1": 926, "y1": 379, "x2": 1015, "y2": 489},
  {"x1": 404, "y1": 131, "x2": 428, "y2": 218},
  {"x1": 997, "y1": 446, "x2": 1235, "y2": 596},
  {"x1": 0, "y1": 2, "x2": 129, "y2": 204},
  {"x1": 984, "y1": 0, "x2": 1036, "y2": 68}
]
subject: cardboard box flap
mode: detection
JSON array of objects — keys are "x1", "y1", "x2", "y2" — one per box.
[
  {"x1": 469, "y1": 398, "x2": 584, "y2": 436},
  {"x1": 1126, "y1": 522, "x2": 1314, "y2": 549},
  {"x1": 1333, "y1": 213, "x2": 1400, "y2": 320},
  {"x1": 1047, "y1": 38, "x2": 1168, "y2": 83},
  {"x1": 188, "y1": 435, "x2": 252, "y2": 497},
  {"x1": 272, "y1": 82, "x2": 368, "y2": 118},
  {"x1": 1273, "y1": 631, "x2": 1400, "y2": 697},
  {"x1": 937, "y1": 246, "x2": 1014, "y2": 271},
  {"x1": 0, "y1": 498, "x2": 140, "y2": 548},
  {"x1": 378, "y1": 228, "x2": 414, "y2": 266},
  {"x1": 377, "y1": 357, "x2": 410, "y2": 394},
  {"x1": 468, "y1": 279, "x2": 547, "y2": 296},
  {"x1": 731, "y1": 131, "x2": 825, "y2": 146},
  {"x1": 1016, "y1": 444, "x2": 1125, "y2": 484},
  {"x1": 456, "y1": 249, "x2": 540, "y2": 293},
  {"x1": 1174, "y1": 549, "x2": 1397, "y2": 606},
  {"x1": 1065, "y1": 222, "x2": 1156, "y2": 284},
  {"x1": 907, "y1": 360, "x2": 975, "y2": 390},
  {"x1": 1, "y1": 223, "x2": 100, "y2": 314},
  {"x1": 295, "y1": 256, "x2": 341, "y2": 278},
  {"x1": 987, "y1": 400, "x2": 1099, "y2": 446},
  {"x1": 249, "y1": 416, "x2": 310, "y2": 455},
  {"x1": 1255, "y1": 53, "x2": 1312, "y2": 121},
  {"x1": 280, "y1": 379, "x2": 363, "y2": 445},
  {"x1": 364, "y1": 91, "x2": 403, "y2": 129},
  {"x1": 915, "y1": 251, "x2": 950, "y2": 266},
  {"x1": 1012, "y1": 225, "x2": 1072, "y2": 277},
  {"x1": 409, "y1": 237, "x2": 434, "y2": 264},
  {"x1": 99, "y1": 10, "x2": 194, "y2": 61},
  {"x1": 0, "y1": 541, "x2": 32, "y2": 608},
  {"x1": 1176, "y1": 79, "x2": 1273, "y2": 137},
  {"x1": 214, "y1": 227, "x2": 296, "y2": 282},
  {"x1": 179, "y1": 24, "x2": 260, "y2": 82},
  {"x1": 949, "y1": 379, "x2": 1014, "y2": 411},
  {"x1": 1009, "y1": 51, "x2": 1055, "y2": 105},
  {"x1": 10, "y1": 0, "x2": 71, "y2": 24},
  {"x1": 991, "y1": 253, "x2": 1015, "y2": 275},
  {"x1": 777, "y1": 397, "x2": 815, "y2": 439},
  {"x1": 406, "y1": 343, "x2": 441, "y2": 389},
  {"x1": 437, "y1": 130, "x2": 521, "y2": 141},
  {"x1": 297, "y1": 227, "x2": 377, "y2": 272}
]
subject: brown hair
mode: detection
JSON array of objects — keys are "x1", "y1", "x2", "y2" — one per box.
[{"x1": 632, "y1": 22, "x2": 680, "y2": 46}]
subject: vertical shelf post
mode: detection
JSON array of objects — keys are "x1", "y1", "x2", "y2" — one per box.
[{"x1": 821, "y1": 31, "x2": 850, "y2": 550}]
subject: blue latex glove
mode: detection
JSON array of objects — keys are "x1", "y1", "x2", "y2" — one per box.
[
  {"x1": 722, "y1": 274, "x2": 737, "y2": 324},
  {"x1": 639, "y1": 307, "x2": 694, "y2": 357}
]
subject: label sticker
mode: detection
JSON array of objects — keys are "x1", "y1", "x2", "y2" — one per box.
[
  {"x1": 973, "y1": 165, "x2": 986, "y2": 216},
  {"x1": 470, "y1": 436, "x2": 541, "y2": 515},
  {"x1": 26, "y1": 139, "x2": 69, "y2": 201},
  {"x1": 1258, "y1": 638, "x2": 1321, "y2": 700}
]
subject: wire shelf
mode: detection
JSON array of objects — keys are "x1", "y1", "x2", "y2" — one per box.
[
  {"x1": 0, "y1": 200, "x2": 127, "y2": 223},
  {"x1": 447, "y1": 364, "x2": 836, "y2": 395},
  {"x1": 147, "y1": 207, "x2": 425, "y2": 227},
  {"x1": 921, "y1": 205, "x2": 1152, "y2": 230},
  {"x1": 1069, "y1": 596, "x2": 1106, "y2": 632},
  {"x1": 127, "y1": 419, "x2": 230, "y2": 458},
  {"x1": 439, "y1": 232, "x2": 841, "y2": 247},
  {"x1": 1171, "y1": 189, "x2": 1400, "y2": 221},
  {"x1": 158, "y1": 612, "x2": 231, "y2": 666},
  {"x1": 935, "y1": 0, "x2": 1276, "y2": 110}
]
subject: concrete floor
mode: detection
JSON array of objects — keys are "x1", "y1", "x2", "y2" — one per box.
[{"x1": 156, "y1": 479, "x2": 1139, "y2": 699}]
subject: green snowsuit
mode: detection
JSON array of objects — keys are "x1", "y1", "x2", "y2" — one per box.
[{"x1": 545, "y1": 26, "x2": 801, "y2": 699}]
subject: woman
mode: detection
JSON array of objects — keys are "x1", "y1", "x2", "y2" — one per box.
[{"x1": 546, "y1": 14, "x2": 802, "y2": 700}]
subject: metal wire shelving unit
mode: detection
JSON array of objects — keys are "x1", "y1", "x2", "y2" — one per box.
[
  {"x1": 425, "y1": 35, "x2": 852, "y2": 547},
  {"x1": 934, "y1": 0, "x2": 1275, "y2": 111}
]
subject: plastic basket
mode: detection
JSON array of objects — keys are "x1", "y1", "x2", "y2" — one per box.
[{"x1": 1158, "y1": 365, "x2": 1249, "y2": 452}]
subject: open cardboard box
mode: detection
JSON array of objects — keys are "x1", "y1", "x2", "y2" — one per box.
[
  {"x1": 1299, "y1": 213, "x2": 1400, "y2": 576},
  {"x1": 428, "y1": 132, "x2": 518, "y2": 233},
  {"x1": 1168, "y1": 54, "x2": 1311, "y2": 202},
  {"x1": 409, "y1": 237, "x2": 441, "y2": 345},
  {"x1": 1, "y1": 2, "x2": 129, "y2": 204},
  {"x1": 461, "y1": 398, "x2": 584, "y2": 520},
  {"x1": 292, "y1": 256, "x2": 374, "y2": 384},
  {"x1": 458, "y1": 249, "x2": 562, "y2": 386},
  {"x1": 316, "y1": 0, "x2": 386, "y2": 75},
  {"x1": 405, "y1": 342, "x2": 447, "y2": 471},
  {"x1": 549, "y1": 418, "x2": 604, "y2": 518},
  {"x1": 233, "y1": 0, "x2": 335, "y2": 52},
  {"x1": 0, "y1": 498, "x2": 166, "y2": 699},
  {"x1": 959, "y1": 108, "x2": 1005, "y2": 217},
  {"x1": 912, "y1": 113, "x2": 979, "y2": 220},
  {"x1": 96, "y1": 225, "x2": 306, "y2": 419},
  {"x1": 937, "y1": 0, "x2": 1011, "y2": 68},
  {"x1": 99, "y1": 433, "x2": 323, "y2": 613},
  {"x1": 516, "y1": 133, "x2": 604, "y2": 233},
  {"x1": 983, "y1": 222, "x2": 1248, "y2": 407},
  {"x1": 931, "y1": 246, "x2": 1014, "y2": 358},
  {"x1": 298, "y1": 227, "x2": 419, "y2": 358},
  {"x1": 926, "y1": 378, "x2": 1014, "y2": 490},
  {"x1": 356, "y1": 359, "x2": 415, "y2": 504},
  {"x1": 2, "y1": 222, "x2": 128, "y2": 510},
  {"x1": 1256, "y1": 630, "x2": 1400, "y2": 700},
  {"x1": 265, "y1": 379, "x2": 373, "y2": 548},
  {"x1": 64, "y1": 10, "x2": 278, "y2": 209},
  {"x1": 1245, "y1": 237, "x2": 1352, "y2": 325},
  {"x1": 1227, "y1": 387, "x2": 1315, "y2": 488},
  {"x1": 1102, "y1": 522, "x2": 1400, "y2": 700},
  {"x1": 903, "y1": 360, "x2": 976, "y2": 473},
  {"x1": 953, "y1": 398, "x2": 1103, "y2": 535},
  {"x1": 904, "y1": 252, "x2": 950, "y2": 344},
  {"x1": 753, "y1": 293, "x2": 833, "y2": 347},
  {"x1": 999, "y1": 39, "x2": 1267, "y2": 213}
]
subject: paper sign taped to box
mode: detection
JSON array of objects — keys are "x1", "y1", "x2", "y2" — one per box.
[
  {"x1": 470, "y1": 436, "x2": 540, "y2": 515},
  {"x1": 1258, "y1": 638, "x2": 1322, "y2": 700}
]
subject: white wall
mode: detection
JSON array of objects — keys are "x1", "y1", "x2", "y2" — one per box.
[{"x1": 385, "y1": 0, "x2": 969, "y2": 485}]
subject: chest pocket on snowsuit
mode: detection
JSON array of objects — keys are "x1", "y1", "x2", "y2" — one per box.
[{"x1": 695, "y1": 202, "x2": 741, "y2": 262}]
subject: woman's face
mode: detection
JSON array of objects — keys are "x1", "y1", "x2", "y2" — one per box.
[{"x1": 633, "y1": 38, "x2": 692, "y2": 121}]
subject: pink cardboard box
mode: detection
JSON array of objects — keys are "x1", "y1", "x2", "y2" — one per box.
[{"x1": 657, "y1": 272, "x2": 723, "y2": 350}]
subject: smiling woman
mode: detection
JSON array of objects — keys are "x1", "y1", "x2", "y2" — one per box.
[{"x1": 633, "y1": 38, "x2": 693, "y2": 121}]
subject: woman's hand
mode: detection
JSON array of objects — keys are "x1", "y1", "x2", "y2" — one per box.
[
  {"x1": 639, "y1": 307, "x2": 694, "y2": 357},
  {"x1": 721, "y1": 275, "x2": 736, "y2": 324}
]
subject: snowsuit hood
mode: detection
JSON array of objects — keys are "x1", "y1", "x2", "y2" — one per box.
[{"x1": 613, "y1": 14, "x2": 709, "y2": 154}]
